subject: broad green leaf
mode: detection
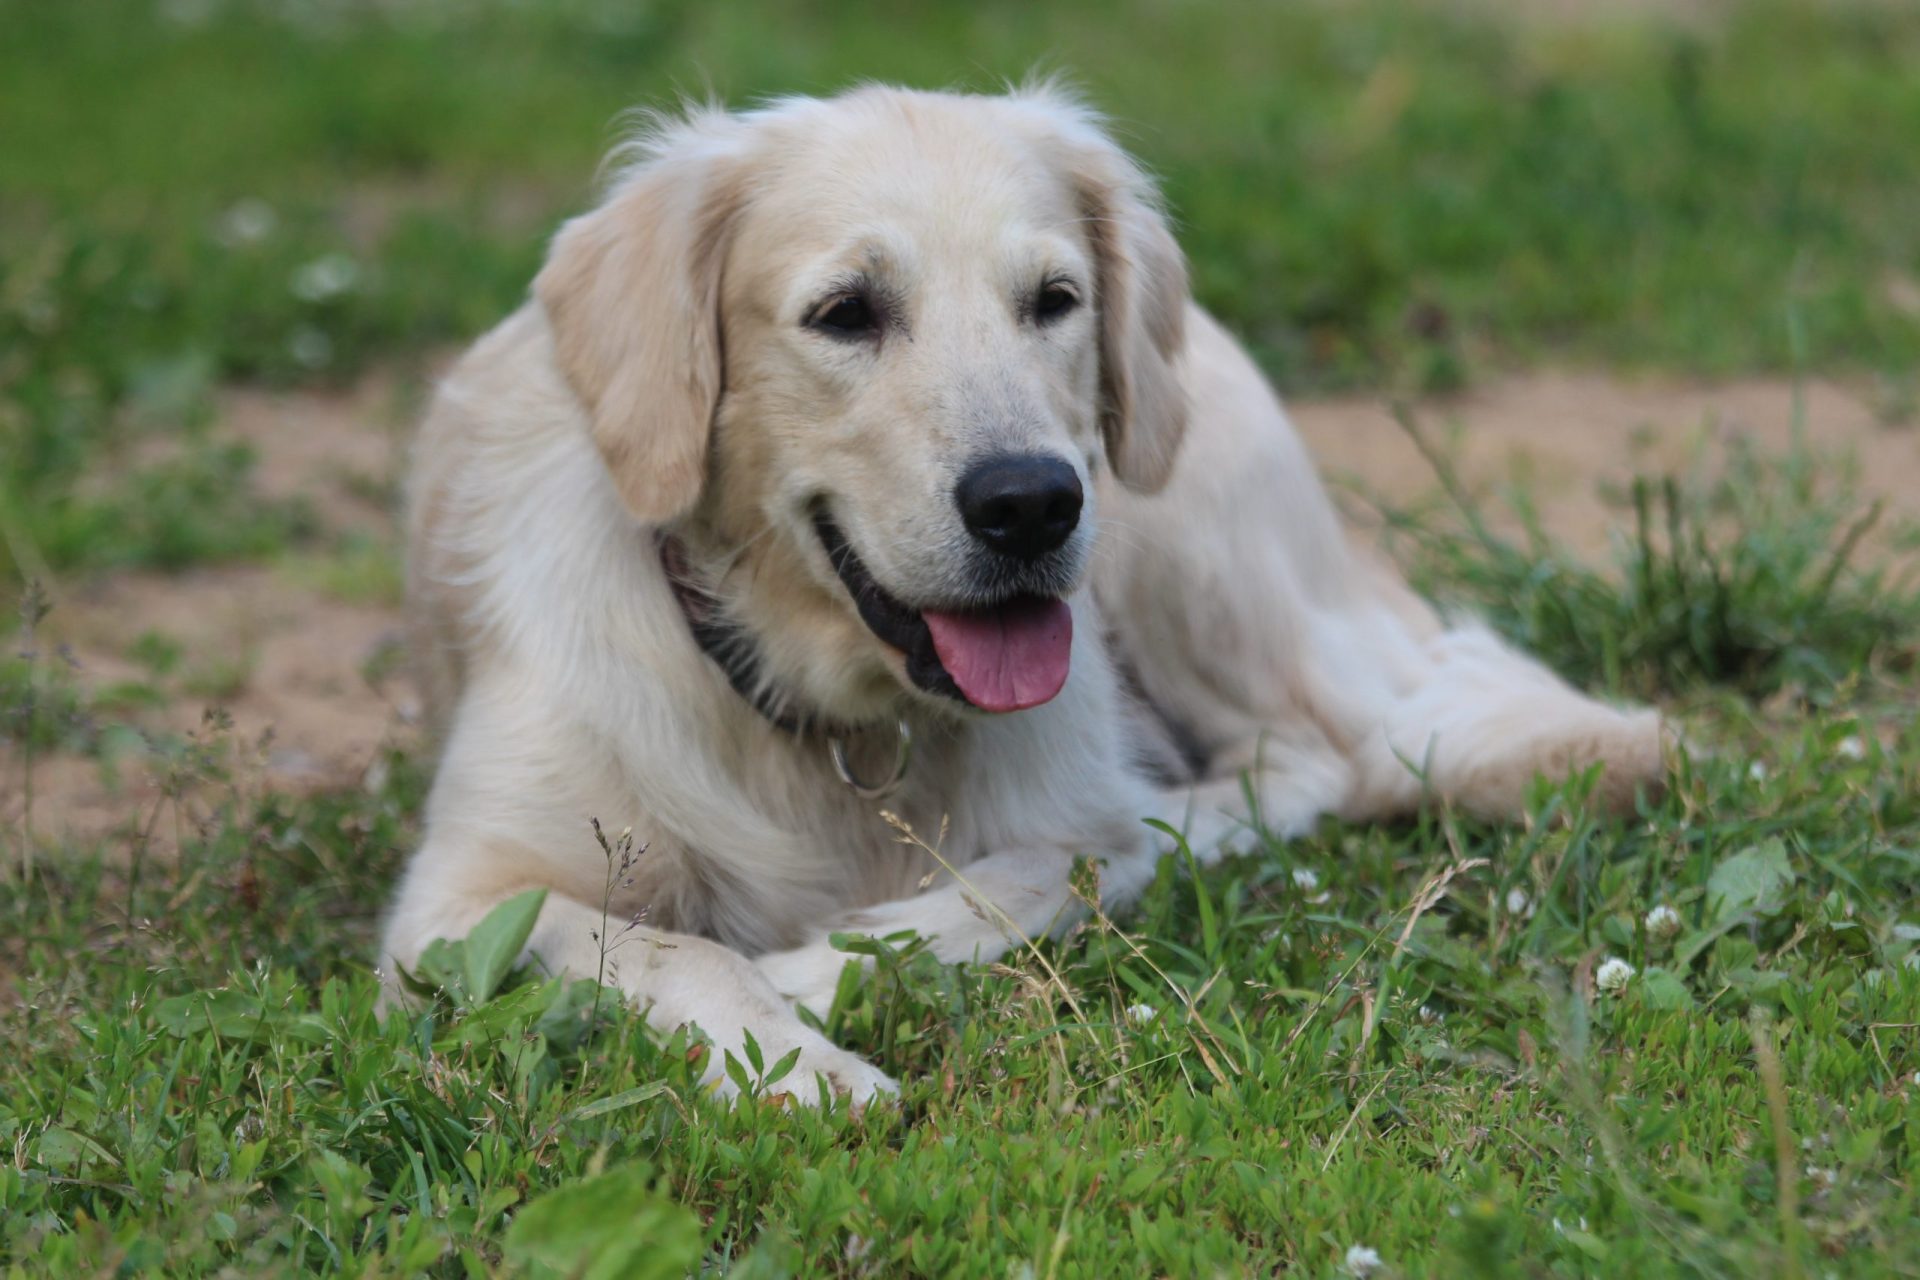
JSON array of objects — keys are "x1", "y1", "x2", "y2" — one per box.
[
  {"x1": 503, "y1": 1163, "x2": 703, "y2": 1280},
  {"x1": 564, "y1": 1082, "x2": 673, "y2": 1123},
  {"x1": 154, "y1": 989, "x2": 274, "y2": 1040},
  {"x1": 1637, "y1": 968, "x2": 1695, "y2": 1011},
  {"x1": 404, "y1": 936, "x2": 465, "y2": 996},
  {"x1": 34, "y1": 1126, "x2": 120, "y2": 1172},
  {"x1": 724, "y1": 1048, "x2": 753, "y2": 1096},
  {"x1": 763, "y1": 1044, "x2": 803, "y2": 1087},
  {"x1": 1706, "y1": 839, "x2": 1795, "y2": 922},
  {"x1": 464, "y1": 888, "x2": 548, "y2": 1003}
]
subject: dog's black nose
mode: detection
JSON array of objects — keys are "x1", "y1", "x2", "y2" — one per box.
[{"x1": 955, "y1": 454, "x2": 1083, "y2": 561}]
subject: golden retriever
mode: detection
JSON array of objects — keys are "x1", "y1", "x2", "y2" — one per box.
[{"x1": 383, "y1": 84, "x2": 1662, "y2": 1102}]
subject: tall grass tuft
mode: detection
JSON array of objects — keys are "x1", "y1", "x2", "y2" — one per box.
[{"x1": 1382, "y1": 404, "x2": 1920, "y2": 702}]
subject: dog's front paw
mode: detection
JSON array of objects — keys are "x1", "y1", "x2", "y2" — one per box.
[
  {"x1": 754, "y1": 942, "x2": 867, "y2": 1021},
  {"x1": 699, "y1": 1023, "x2": 897, "y2": 1109}
]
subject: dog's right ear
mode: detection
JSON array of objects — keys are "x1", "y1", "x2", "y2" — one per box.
[{"x1": 535, "y1": 115, "x2": 747, "y2": 526}]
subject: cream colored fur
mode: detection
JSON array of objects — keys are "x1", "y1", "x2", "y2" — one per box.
[{"x1": 383, "y1": 85, "x2": 1663, "y2": 1104}]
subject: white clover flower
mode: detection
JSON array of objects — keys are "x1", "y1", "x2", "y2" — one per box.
[
  {"x1": 291, "y1": 252, "x2": 360, "y2": 302},
  {"x1": 1290, "y1": 866, "x2": 1330, "y2": 904},
  {"x1": 1748, "y1": 760, "x2": 1770, "y2": 782},
  {"x1": 1343, "y1": 1244, "x2": 1384, "y2": 1277},
  {"x1": 1417, "y1": 1004, "x2": 1444, "y2": 1027},
  {"x1": 1595, "y1": 957, "x2": 1636, "y2": 993},
  {"x1": 1123, "y1": 1002, "x2": 1157, "y2": 1026},
  {"x1": 1837, "y1": 735, "x2": 1867, "y2": 761},
  {"x1": 217, "y1": 198, "x2": 276, "y2": 246},
  {"x1": 1505, "y1": 887, "x2": 1532, "y2": 917},
  {"x1": 1644, "y1": 904, "x2": 1683, "y2": 941}
]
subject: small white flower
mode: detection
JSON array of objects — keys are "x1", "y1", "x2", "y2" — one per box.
[
  {"x1": 1749, "y1": 760, "x2": 1770, "y2": 782},
  {"x1": 288, "y1": 326, "x2": 333, "y2": 369},
  {"x1": 291, "y1": 252, "x2": 360, "y2": 302},
  {"x1": 1595, "y1": 957, "x2": 1636, "y2": 993},
  {"x1": 1343, "y1": 1244, "x2": 1384, "y2": 1277},
  {"x1": 1644, "y1": 905, "x2": 1683, "y2": 940},
  {"x1": 217, "y1": 198, "x2": 276, "y2": 246},
  {"x1": 1505, "y1": 887, "x2": 1532, "y2": 917},
  {"x1": 1805, "y1": 1166, "x2": 1836, "y2": 1192},
  {"x1": 1417, "y1": 1004, "x2": 1443, "y2": 1026},
  {"x1": 1123, "y1": 1002, "x2": 1157, "y2": 1026},
  {"x1": 1837, "y1": 735, "x2": 1867, "y2": 761},
  {"x1": 1290, "y1": 866, "x2": 1330, "y2": 904}
]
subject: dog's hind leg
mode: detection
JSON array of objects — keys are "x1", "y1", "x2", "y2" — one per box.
[
  {"x1": 1100, "y1": 307, "x2": 1664, "y2": 849},
  {"x1": 1148, "y1": 726, "x2": 1356, "y2": 858}
]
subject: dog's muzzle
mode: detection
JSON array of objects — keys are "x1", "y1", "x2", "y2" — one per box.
[{"x1": 814, "y1": 511, "x2": 1075, "y2": 714}]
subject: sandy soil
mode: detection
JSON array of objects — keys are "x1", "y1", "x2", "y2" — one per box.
[
  {"x1": 6, "y1": 366, "x2": 1915, "y2": 852},
  {"x1": 5, "y1": 375, "x2": 423, "y2": 852},
  {"x1": 1292, "y1": 372, "x2": 1916, "y2": 554}
]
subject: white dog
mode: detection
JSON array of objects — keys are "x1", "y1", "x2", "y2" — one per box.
[{"x1": 382, "y1": 84, "x2": 1662, "y2": 1102}]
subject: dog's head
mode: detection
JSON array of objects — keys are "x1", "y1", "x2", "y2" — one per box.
[{"x1": 536, "y1": 85, "x2": 1188, "y2": 721}]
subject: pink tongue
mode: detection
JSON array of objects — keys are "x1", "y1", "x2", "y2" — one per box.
[{"x1": 921, "y1": 598, "x2": 1073, "y2": 713}]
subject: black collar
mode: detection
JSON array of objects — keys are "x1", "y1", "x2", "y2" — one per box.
[{"x1": 657, "y1": 532, "x2": 821, "y2": 736}]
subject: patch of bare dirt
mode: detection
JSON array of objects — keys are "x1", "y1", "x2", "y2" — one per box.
[
  {"x1": 1293, "y1": 372, "x2": 1918, "y2": 556},
  {"x1": 222, "y1": 377, "x2": 413, "y2": 528},
  {"x1": 4, "y1": 374, "x2": 427, "y2": 853}
]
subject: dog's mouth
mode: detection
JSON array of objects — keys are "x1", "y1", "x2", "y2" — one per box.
[{"x1": 813, "y1": 513, "x2": 1073, "y2": 714}]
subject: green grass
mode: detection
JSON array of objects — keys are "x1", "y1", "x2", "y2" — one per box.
[
  {"x1": 5, "y1": 0, "x2": 1920, "y2": 1274},
  {"x1": 4, "y1": 695, "x2": 1918, "y2": 1275}
]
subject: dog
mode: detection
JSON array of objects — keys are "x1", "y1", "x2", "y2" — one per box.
[{"x1": 382, "y1": 83, "x2": 1663, "y2": 1102}]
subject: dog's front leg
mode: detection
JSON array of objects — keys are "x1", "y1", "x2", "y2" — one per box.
[
  {"x1": 754, "y1": 838, "x2": 1158, "y2": 1019},
  {"x1": 390, "y1": 887, "x2": 897, "y2": 1104}
]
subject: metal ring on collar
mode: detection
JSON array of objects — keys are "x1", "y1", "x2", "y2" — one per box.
[{"x1": 828, "y1": 717, "x2": 913, "y2": 800}]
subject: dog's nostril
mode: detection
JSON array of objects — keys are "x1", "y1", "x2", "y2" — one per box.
[{"x1": 955, "y1": 454, "x2": 1084, "y2": 561}]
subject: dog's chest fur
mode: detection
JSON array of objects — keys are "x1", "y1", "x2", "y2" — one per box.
[{"x1": 588, "y1": 716, "x2": 999, "y2": 953}]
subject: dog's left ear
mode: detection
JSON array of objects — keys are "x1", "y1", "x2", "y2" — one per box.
[
  {"x1": 1036, "y1": 103, "x2": 1191, "y2": 494},
  {"x1": 535, "y1": 113, "x2": 748, "y2": 525}
]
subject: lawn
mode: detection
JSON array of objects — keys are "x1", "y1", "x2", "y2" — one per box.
[{"x1": 3, "y1": 1, "x2": 1919, "y2": 1276}]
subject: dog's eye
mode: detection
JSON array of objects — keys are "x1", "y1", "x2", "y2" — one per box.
[
  {"x1": 1034, "y1": 282, "x2": 1079, "y2": 324},
  {"x1": 811, "y1": 294, "x2": 877, "y2": 336}
]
